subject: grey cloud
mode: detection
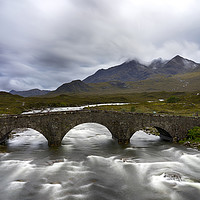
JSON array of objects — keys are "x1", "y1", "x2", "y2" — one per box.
[{"x1": 0, "y1": 0, "x2": 200, "y2": 91}]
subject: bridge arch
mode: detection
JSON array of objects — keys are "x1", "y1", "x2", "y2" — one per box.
[
  {"x1": 129, "y1": 125, "x2": 173, "y2": 142},
  {"x1": 60, "y1": 122, "x2": 115, "y2": 144},
  {"x1": 61, "y1": 122, "x2": 113, "y2": 143},
  {"x1": 6, "y1": 128, "x2": 48, "y2": 146},
  {"x1": 3, "y1": 126, "x2": 48, "y2": 145},
  {"x1": 154, "y1": 127, "x2": 173, "y2": 141}
]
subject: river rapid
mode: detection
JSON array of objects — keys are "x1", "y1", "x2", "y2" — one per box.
[{"x1": 0, "y1": 123, "x2": 200, "y2": 200}]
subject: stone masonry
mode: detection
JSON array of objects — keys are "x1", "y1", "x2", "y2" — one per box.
[{"x1": 0, "y1": 110, "x2": 199, "y2": 146}]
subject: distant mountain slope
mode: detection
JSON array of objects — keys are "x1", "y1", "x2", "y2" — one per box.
[
  {"x1": 10, "y1": 89, "x2": 50, "y2": 97},
  {"x1": 84, "y1": 55, "x2": 200, "y2": 83},
  {"x1": 126, "y1": 71, "x2": 200, "y2": 92},
  {"x1": 84, "y1": 60, "x2": 154, "y2": 83},
  {"x1": 88, "y1": 71, "x2": 200, "y2": 93},
  {"x1": 52, "y1": 80, "x2": 91, "y2": 94},
  {"x1": 0, "y1": 91, "x2": 19, "y2": 97}
]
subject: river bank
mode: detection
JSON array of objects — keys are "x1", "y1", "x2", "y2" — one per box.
[
  {"x1": 181, "y1": 141, "x2": 200, "y2": 149},
  {"x1": 143, "y1": 126, "x2": 200, "y2": 150}
]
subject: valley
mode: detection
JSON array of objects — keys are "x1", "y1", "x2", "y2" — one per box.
[
  {"x1": 0, "y1": 55, "x2": 198, "y2": 116},
  {"x1": 0, "y1": 91, "x2": 199, "y2": 117}
]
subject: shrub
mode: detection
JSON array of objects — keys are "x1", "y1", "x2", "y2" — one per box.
[
  {"x1": 130, "y1": 105, "x2": 136, "y2": 112},
  {"x1": 187, "y1": 126, "x2": 200, "y2": 140},
  {"x1": 166, "y1": 96, "x2": 180, "y2": 103}
]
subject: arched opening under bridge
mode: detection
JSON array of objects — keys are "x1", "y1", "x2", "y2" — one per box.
[
  {"x1": 62, "y1": 123, "x2": 113, "y2": 143},
  {"x1": 130, "y1": 126, "x2": 173, "y2": 142},
  {"x1": 6, "y1": 128, "x2": 48, "y2": 148},
  {"x1": 61, "y1": 123, "x2": 116, "y2": 152}
]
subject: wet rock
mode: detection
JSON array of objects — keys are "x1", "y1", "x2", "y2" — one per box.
[
  {"x1": 143, "y1": 127, "x2": 160, "y2": 136},
  {"x1": 183, "y1": 141, "x2": 200, "y2": 149},
  {"x1": 192, "y1": 142, "x2": 200, "y2": 149},
  {"x1": 46, "y1": 159, "x2": 65, "y2": 166},
  {"x1": 15, "y1": 179, "x2": 26, "y2": 182},
  {"x1": 183, "y1": 141, "x2": 191, "y2": 147},
  {"x1": 120, "y1": 158, "x2": 134, "y2": 163},
  {"x1": 163, "y1": 172, "x2": 182, "y2": 181},
  {"x1": 121, "y1": 158, "x2": 128, "y2": 162},
  {"x1": 90, "y1": 179, "x2": 97, "y2": 183},
  {"x1": 49, "y1": 182, "x2": 61, "y2": 185}
]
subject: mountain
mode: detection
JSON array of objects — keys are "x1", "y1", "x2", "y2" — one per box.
[
  {"x1": 83, "y1": 55, "x2": 200, "y2": 83},
  {"x1": 52, "y1": 80, "x2": 91, "y2": 94},
  {"x1": 84, "y1": 60, "x2": 154, "y2": 83},
  {"x1": 156, "y1": 55, "x2": 199, "y2": 75},
  {"x1": 148, "y1": 58, "x2": 166, "y2": 70},
  {"x1": 0, "y1": 91, "x2": 19, "y2": 97},
  {"x1": 87, "y1": 71, "x2": 200, "y2": 93},
  {"x1": 10, "y1": 89, "x2": 50, "y2": 97},
  {"x1": 8, "y1": 55, "x2": 200, "y2": 97}
]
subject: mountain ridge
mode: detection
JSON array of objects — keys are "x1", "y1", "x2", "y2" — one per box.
[
  {"x1": 8, "y1": 55, "x2": 200, "y2": 97},
  {"x1": 84, "y1": 60, "x2": 153, "y2": 83},
  {"x1": 83, "y1": 55, "x2": 200, "y2": 83},
  {"x1": 49, "y1": 80, "x2": 91, "y2": 95},
  {"x1": 10, "y1": 89, "x2": 50, "y2": 97}
]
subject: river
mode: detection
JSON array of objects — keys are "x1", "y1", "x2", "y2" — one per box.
[{"x1": 0, "y1": 123, "x2": 200, "y2": 199}]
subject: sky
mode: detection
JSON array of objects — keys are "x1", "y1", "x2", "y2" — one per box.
[{"x1": 1, "y1": 0, "x2": 200, "y2": 91}]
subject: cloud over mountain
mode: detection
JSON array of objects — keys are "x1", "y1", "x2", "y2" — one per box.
[{"x1": 1, "y1": 0, "x2": 200, "y2": 91}]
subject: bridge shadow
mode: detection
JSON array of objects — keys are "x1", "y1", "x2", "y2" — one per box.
[
  {"x1": 154, "y1": 127, "x2": 173, "y2": 142},
  {"x1": 131, "y1": 127, "x2": 173, "y2": 142}
]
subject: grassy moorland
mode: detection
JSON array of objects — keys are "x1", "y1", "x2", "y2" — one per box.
[
  {"x1": 0, "y1": 91, "x2": 199, "y2": 116},
  {"x1": 88, "y1": 100, "x2": 200, "y2": 116},
  {"x1": 85, "y1": 92, "x2": 200, "y2": 117},
  {"x1": 0, "y1": 92, "x2": 127, "y2": 114},
  {"x1": 87, "y1": 71, "x2": 200, "y2": 93}
]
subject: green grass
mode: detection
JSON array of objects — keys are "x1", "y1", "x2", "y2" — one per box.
[
  {"x1": 187, "y1": 126, "x2": 200, "y2": 142},
  {"x1": 86, "y1": 71, "x2": 200, "y2": 94},
  {"x1": 0, "y1": 91, "x2": 199, "y2": 116},
  {"x1": 179, "y1": 126, "x2": 200, "y2": 148},
  {"x1": 86, "y1": 93, "x2": 200, "y2": 116},
  {"x1": 87, "y1": 102, "x2": 200, "y2": 116}
]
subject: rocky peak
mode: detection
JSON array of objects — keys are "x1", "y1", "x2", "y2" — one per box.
[
  {"x1": 156, "y1": 55, "x2": 199, "y2": 75},
  {"x1": 83, "y1": 59, "x2": 152, "y2": 83},
  {"x1": 149, "y1": 58, "x2": 165, "y2": 70}
]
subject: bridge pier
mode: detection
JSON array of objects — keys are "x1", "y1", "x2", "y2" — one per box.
[
  {"x1": 48, "y1": 140, "x2": 62, "y2": 147},
  {"x1": 118, "y1": 139, "x2": 130, "y2": 145}
]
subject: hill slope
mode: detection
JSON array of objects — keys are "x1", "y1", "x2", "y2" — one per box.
[
  {"x1": 86, "y1": 71, "x2": 200, "y2": 94},
  {"x1": 84, "y1": 60, "x2": 154, "y2": 83},
  {"x1": 50, "y1": 80, "x2": 91, "y2": 95},
  {"x1": 10, "y1": 89, "x2": 50, "y2": 97}
]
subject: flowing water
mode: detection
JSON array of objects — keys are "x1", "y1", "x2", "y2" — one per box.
[
  {"x1": 0, "y1": 123, "x2": 200, "y2": 200},
  {"x1": 22, "y1": 103, "x2": 130, "y2": 114}
]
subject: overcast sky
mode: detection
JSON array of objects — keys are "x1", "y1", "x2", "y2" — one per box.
[{"x1": 1, "y1": 0, "x2": 200, "y2": 91}]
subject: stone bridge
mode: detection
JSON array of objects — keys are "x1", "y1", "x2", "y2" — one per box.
[{"x1": 0, "y1": 110, "x2": 199, "y2": 146}]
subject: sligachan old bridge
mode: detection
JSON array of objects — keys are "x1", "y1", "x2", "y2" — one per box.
[{"x1": 0, "y1": 110, "x2": 199, "y2": 146}]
